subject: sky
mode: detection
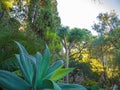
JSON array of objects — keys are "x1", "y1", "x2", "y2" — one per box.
[{"x1": 56, "y1": 0, "x2": 120, "y2": 35}]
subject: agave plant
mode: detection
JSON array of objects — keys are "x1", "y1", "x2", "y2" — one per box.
[{"x1": 0, "y1": 41, "x2": 86, "y2": 90}]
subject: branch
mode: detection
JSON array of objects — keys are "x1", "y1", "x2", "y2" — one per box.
[
  {"x1": 110, "y1": 40, "x2": 120, "y2": 49},
  {"x1": 68, "y1": 40, "x2": 76, "y2": 50},
  {"x1": 0, "y1": 11, "x2": 5, "y2": 20},
  {"x1": 60, "y1": 39, "x2": 67, "y2": 50},
  {"x1": 70, "y1": 42, "x2": 88, "y2": 57}
]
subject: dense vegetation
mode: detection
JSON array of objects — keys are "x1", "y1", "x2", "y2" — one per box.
[{"x1": 0, "y1": 0, "x2": 120, "y2": 90}]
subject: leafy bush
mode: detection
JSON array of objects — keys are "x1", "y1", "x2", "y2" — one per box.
[
  {"x1": 86, "y1": 86, "x2": 100, "y2": 90},
  {"x1": 0, "y1": 27, "x2": 45, "y2": 71},
  {"x1": 0, "y1": 41, "x2": 86, "y2": 90},
  {"x1": 85, "y1": 79, "x2": 100, "y2": 90},
  {"x1": 85, "y1": 79, "x2": 99, "y2": 86}
]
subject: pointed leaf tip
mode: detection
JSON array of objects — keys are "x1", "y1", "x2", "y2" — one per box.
[{"x1": 15, "y1": 41, "x2": 28, "y2": 55}]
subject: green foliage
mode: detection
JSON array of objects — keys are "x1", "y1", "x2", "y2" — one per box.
[
  {"x1": 68, "y1": 28, "x2": 91, "y2": 42},
  {"x1": 57, "y1": 26, "x2": 69, "y2": 39},
  {"x1": 85, "y1": 79, "x2": 99, "y2": 86},
  {"x1": 0, "y1": 0, "x2": 61, "y2": 72},
  {"x1": 86, "y1": 86, "x2": 100, "y2": 90},
  {"x1": 107, "y1": 27, "x2": 120, "y2": 49},
  {"x1": 58, "y1": 83, "x2": 87, "y2": 90},
  {"x1": 85, "y1": 80, "x2": 100, "y2": 90},
  {"x1": 91, "y1": 11, "x2": 120, "y2": 86},
  {"x1": 0, "y1": 0, "x2": 12, "y2": 11},
  {"x1": 70, "y1": 59, "x2": 101, "y2": 81},
  {"x1": 92, "y1": 11, "x2": 120, "y2": 35},
  {"x1": 0, "y1": 26, "x2": 45, "y2": 72},
  {"x1": 45, "y1": 27, "x2": 62, "y2": 60},
  {"x1": 0, "y1": 57, "x2": 18, "y2": 71},
  {"x1": 27, "y1": 0, "x2": 61, "y2": 61},
  {"x1": 0, "y1": 42, "x2": 86, "y2": 90},
  {"x1": 28, "y1": 0, "x2": 60, "y2": 38}
]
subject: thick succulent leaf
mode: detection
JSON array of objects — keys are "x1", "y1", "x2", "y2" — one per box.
[
  {"x1": 45, "y1": 60, "x2": 64, "y2": 78},
  {"x1": 35, "y1": 52, "x2": 42, "y2": 78},
  {"x1": 27, "y1": 55, "x2": 37, "y2": 64},
  {"x1": 37, "y1": 79, "x2": 61, "y2": 90},
  {"x1": 26, "y1": 55, "x2": 37, "y2": 89},
  {"x1": 47, "y1": 60, "x2": 64, "y2": 74},
  {"x1": 38, "y1": 45, "x2": 50, "y2": 79},
  {"x1": 15, "y1": 54, "x2": 33, "y2": 84},
  {"x1": 15, "y1": 41, "x2": 34, "y2": 84},
  {"x1": 35, "y1": 52, "x2": 43, "y2": 86},
  {"x1": 58, "y1": 83, "x2": 87, "y2": 90},
  {"x1": 17, "y1": 54, "x2": 38, "y2": 89},
  {"x1": 36, "y1": 46, "x2": 50, "y2": 87},
  {"x1": 50, "y1": 68, "x2": 74, "y2": 81},
  {"x1": 15, "y1": 54, "x2": 27, "y2": 80},
  {"x1": 35, "y1": 52, "x2": 42, "y2": 64},
  {"x1": 15, "y1": 41, "x2": 28, "y2": 55},
  {"x1": 0, "y1": 70, "x2": 31, "y2": 90}
]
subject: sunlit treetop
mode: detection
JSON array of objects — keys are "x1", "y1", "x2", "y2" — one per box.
[{"x1": 0, "y1": 0, "x2": 13, "y2": 11}]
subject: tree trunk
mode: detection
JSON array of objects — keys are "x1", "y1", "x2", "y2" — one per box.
[{"x1": 66, "y1": 49, "x2": 69, "y2": 83}]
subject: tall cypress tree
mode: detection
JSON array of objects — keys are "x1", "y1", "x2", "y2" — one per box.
[
  {"x1": 28, "y1": 0, "x2": 61, "y2": 60},
  {"x1": 28, "y1": 0, "x2": 60, "y2": 39}
]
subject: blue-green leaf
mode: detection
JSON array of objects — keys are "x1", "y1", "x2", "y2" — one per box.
[
  {"x1": 38, "y1": 79, "x2": 61, "y2": 90},
  {"x1": 0, "y1": 70, "x2": 31, "y2": 90},
  {"x1": 58, "y1": 83, "x2": 87, "y2": 90},
  {"x1": 39, "y1": 45, "x2": 50, "y2": 78},
  {"x1": 47, "y1": 60, "x2": 64, "y2": 74},
  {"x1": 15, "y1": 41, "x2": 34, "y2": 84},
  {"x1": 35, "y1": 52, "x2": 43, "y2": 87},
  {"x1": 36, "y1": 46, "x2": 50, "y2": 88},
  {"x1": 15, "y1": 41, "x2": 28, "y2": 55},
  {"x1": 26, "y1": 55, "x2": 38, "y2": 90},
  {"x1": 35, "y1": 52, "x2": 42, "y2": 64},
  {"x1": 35, "y1": 52, "x2": 42, "y2": 76},
  {"x1": 15, "y1": 54, "x2": 33, "y2": 84},
  {"x1": 15, "y1": 54, "x2": 27, "y2": 80},
  {"x1": 45, "y1": 60, "x2": 64, "y2": 78}
]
